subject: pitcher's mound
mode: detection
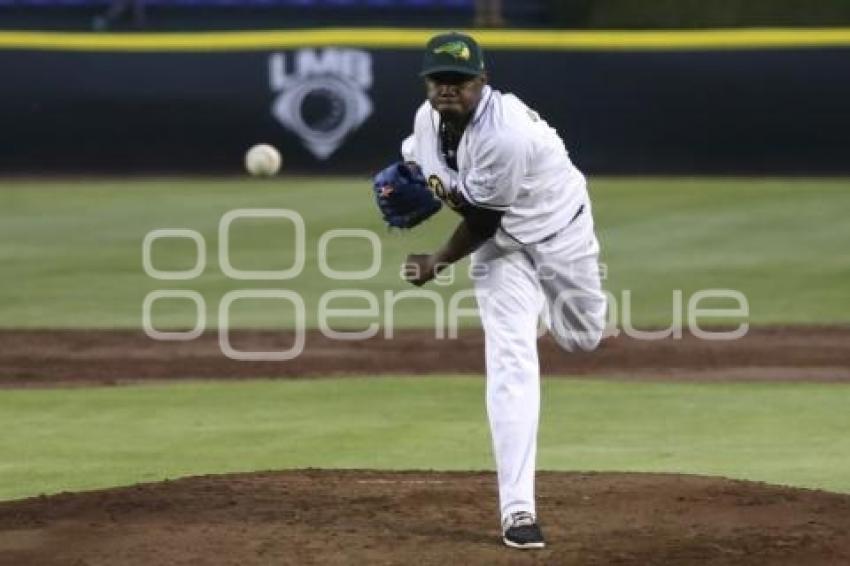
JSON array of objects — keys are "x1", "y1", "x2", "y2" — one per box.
[{"x1": 1, "y1": 470, "x2": 849, "y2": 565}]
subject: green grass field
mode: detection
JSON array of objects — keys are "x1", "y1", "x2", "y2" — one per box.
[
  {"x1": 2, "y1": 377, "x2": 849, "y2": 501},
  {"x1": 0, "y1": 176, "x2": 848, "y2": 328},
  {"x1": 1, "y1": 177, "x2": 848, "y2": 503}
]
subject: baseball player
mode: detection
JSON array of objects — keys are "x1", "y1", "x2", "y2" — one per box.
[{"x1": 385, "y1": 32, "x2": 606, "y2": 549}]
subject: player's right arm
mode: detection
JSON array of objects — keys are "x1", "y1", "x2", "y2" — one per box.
[
  {"x1": 401, "y1": 134, "x2": 416, "y2": 163},
  {"x1": 399, "y1": 101, "x2": 431, "y2": 164}
]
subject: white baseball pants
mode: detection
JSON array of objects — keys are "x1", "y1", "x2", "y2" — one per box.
[{"x1": 471, "y1": 208, "x2": 606, "y2": 522}]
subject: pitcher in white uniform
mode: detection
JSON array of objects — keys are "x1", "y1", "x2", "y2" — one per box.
[{"x1": 401, "y1": 32, "x2": 607, "y2": 550}]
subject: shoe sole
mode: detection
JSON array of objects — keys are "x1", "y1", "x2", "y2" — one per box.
[{"x1": 502, "y1": 537, "x2": 545, "y2": 549}]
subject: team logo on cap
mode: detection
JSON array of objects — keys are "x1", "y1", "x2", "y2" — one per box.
[{"x1": 433, "y1": 41, "x2": 471, "y2": 61}]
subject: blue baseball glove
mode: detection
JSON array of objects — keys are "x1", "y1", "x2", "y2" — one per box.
[{"x1": 373, "y1": 161, "x2": 442, "y2": 229}]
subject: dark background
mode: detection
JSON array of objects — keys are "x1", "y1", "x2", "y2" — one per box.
[
  {"x1": 2, "y1": 0, "x2": 850, "y2": 30},
  {"x1": 1, "y1": 46, "x2": 848, "y2": 175}
]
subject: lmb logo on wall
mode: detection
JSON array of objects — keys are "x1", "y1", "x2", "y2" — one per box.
[{"x1": 269, "y1": 49, "x2": 373, "y2": 159}]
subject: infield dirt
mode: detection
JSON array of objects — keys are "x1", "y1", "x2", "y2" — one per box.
[
  {"x1": 1, "y1": 326, "x2": 848, "y2": 387},
  {"x1": 2, "y1": 326, "x2": 849, "y2": 565},
  {"x1": 1, "y1": 470, "x2": 849, "y2": 565}
]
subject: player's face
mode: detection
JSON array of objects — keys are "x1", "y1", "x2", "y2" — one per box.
[{"x1": 425, "y1": 72, "x2": 486, "y2": 121}]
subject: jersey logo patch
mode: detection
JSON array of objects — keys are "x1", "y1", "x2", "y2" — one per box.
[
  {"x1": 433, "y1": 41, "x2": 471, "y2": 61},
  {"x1": 428, "y1": 175, "x2": 464, "y2": 210}
]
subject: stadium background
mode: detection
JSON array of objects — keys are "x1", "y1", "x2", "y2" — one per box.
[{"x1": 1, "y1": 1, "x2": 849, "y2": 564}]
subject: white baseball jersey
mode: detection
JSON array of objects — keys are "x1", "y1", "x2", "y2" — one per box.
[
  {"x1": 402, "y1": 84, "x2": 606, "y2": 525},
  {"x1": 402, "y1": 85, "x2": 588, "y2": 245}
]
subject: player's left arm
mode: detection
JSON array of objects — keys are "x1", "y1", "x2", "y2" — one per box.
[
  {"x1": 404, "y1": 130, "x2": 525, "y2": 286},
  {"x1": 404, "y1": 202, "x2": 502, "y2": 286}
]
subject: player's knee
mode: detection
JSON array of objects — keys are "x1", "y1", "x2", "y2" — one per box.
[
  {"x1": 552, "y1": 327, "x2": 603, "y2": 353},
  {"x1": 575, "y1": 328, "x2": 604, "y2": 352},
  {"x1": 549, "y1": 293, "x2": 607, "y2": 353}
]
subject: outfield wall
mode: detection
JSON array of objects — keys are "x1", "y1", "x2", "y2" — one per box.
[{"x1": 1, "y1": 28, "x2": 849, "y2": 175}]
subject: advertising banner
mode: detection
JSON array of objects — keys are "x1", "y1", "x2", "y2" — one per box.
[{"x1": 1, "y1": 29, "x2": 848, "y2": 174}]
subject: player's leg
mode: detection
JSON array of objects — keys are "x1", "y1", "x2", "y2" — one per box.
[
  {"x1": 534, "y1": 217, "x2": 607, "y2": 352},
  {"x1": 472, "y1": 238, "x2": 545, "y2": 526}
]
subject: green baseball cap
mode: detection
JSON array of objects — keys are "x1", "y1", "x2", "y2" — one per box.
[{"x1": 420, "y1": 32, "x2": 485, "y2": 77}]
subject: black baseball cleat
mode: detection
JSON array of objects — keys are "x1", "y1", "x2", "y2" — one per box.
[{"x1": 501, "y1": 511, "x2": 545, "y2": 549}]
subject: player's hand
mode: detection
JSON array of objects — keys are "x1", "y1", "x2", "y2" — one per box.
[{"x1": 403, "y1": 253, "x2": 438, "y2": 287}]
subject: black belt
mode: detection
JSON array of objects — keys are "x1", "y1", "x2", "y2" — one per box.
[{"x1": 539, "y1": 204, "x2": 585, "y2": 243}]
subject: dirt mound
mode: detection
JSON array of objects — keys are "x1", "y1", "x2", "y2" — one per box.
[
  {"x1": 1, "y1": 326, "x2": 849, "y2": 387},
  {"x1": 0, "y1": 470, "x2": 848, "y2": 565}
]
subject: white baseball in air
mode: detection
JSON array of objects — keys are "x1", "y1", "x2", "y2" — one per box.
[{"x1": 244, "y1": 144, "x2": 282, "y2": 176}]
